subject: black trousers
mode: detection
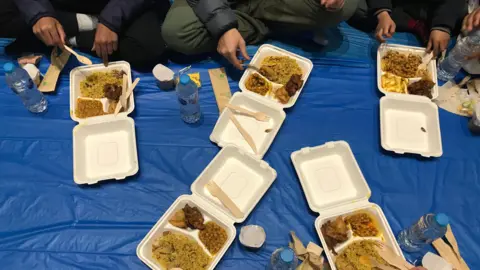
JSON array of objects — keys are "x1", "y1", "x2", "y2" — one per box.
[{"x1": 0, "y1": 0, "x2": 171, "y2": 70}]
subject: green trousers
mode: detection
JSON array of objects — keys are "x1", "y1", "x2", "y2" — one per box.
[{"x1": 162, "y1": 0, "x2": 359, "y2": 55}]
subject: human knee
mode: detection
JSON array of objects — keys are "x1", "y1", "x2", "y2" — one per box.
[{"x1": 162, "y1": 13, "x2": 203, "y2": 55}]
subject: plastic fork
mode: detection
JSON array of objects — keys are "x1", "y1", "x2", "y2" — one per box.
[
  {"x1": 63, "y1": 45, "x2": 92, "y2": 65},
  {"x1": 359, "y1": 255, "x2": 398, "y2": 270},
  {"x1": 225, "y1": 103, "x2": 270, "y2": 122},
  {"x1": 374, "y1": 242, "x2": 414, "y2": 270}
]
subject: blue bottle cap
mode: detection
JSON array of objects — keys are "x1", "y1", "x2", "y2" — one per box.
[
  {"x1": 280, "y1": 249, "x2": 294, "y2": 263},
  {"x1": 435, "y1": 213, "x2": 449, "y2": 227},
  {"x1": 179, "y1": 74, "x2": 191, "y2": 85},
  {"x1": 4, "y1": 62, "x2": 14, "y2": 73}
]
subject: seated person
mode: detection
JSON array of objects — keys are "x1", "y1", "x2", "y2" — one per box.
[
  {"x1": 1, "y1": 0, "x2": 171, "y2": 69},
  {"x1": 349, "y1": 0, "x2": 467, "y2": 56},
  {"x1": 161, "y1": 0, "x2": 360, "y2": 69}
]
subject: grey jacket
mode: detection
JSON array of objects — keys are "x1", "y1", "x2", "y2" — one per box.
[{"x1": 186, "y1": 0, "x2": 238, "y2": 39}]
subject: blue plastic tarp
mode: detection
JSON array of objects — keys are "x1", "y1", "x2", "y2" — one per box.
[{"x1": 0, "y1": 24, "x2": 479, "y2": 269}]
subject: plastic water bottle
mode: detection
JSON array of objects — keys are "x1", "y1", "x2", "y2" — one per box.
[
  {"x1": 437, "y1": 30, "x2": 480, "y2": 81},
  {"x1": 176, "y1": 74, "x2": 201, "y2": 123},
  {"x1": 267, "y1": 247, "x2": 298, "y2": 270},
  {"x1": 397, "y1": 213, "x2": 449, "y2": 252},
  {"x1": 4, "y1": 62, "x2": 47, "y2": 113}
]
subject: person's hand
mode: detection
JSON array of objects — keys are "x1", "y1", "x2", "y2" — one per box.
[
  {"x1": 33, "y1": 17, "x2": 66, "y2": 48},
  {"x1": 466, "y1": 52, "x2": 480, "y2": 60},
  {"x1": 321, "y1": 0, "x2": 345, "y2": 10},
  {"x1": 427, "y1": 30, "x2": 450, "y2": 56},
  {"x1": 217, "y1": 28, "x2": 250, "y2": 70},
  {"x1": 376, "y1": 11, "x2": 396, "y2": 42},
  {"x1": 92, "y1": 23, "x2": 118, "y2": 63},
  {"x1": 463, "y1": 7, "x2": 480, "y2": 33}
]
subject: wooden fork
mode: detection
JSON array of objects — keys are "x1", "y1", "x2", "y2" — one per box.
[{"x1": 374, "y1": 242, "x2": 414, "y2": 270}]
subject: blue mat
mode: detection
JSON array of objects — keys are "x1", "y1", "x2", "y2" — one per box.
[{"x1": 0, "y1": 24, "x2": 479, "y2": 269}]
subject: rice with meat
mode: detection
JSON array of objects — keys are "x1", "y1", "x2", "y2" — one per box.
[
  {"x1": 335, "y1": 241, "x2": 386, "y2": 270},
  {"x1": 80, "y1": 70, "x2": 123, "y2": 98},
  {"x1": 152, "y1": 231, "x2": 210, "y2": 270},
  {"x1": 260, "y1": 56, "x2": 303, "y2": 85}
]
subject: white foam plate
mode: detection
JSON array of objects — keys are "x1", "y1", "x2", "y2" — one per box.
[
  {"x1": 210, "y1": 92, "x2": 286, "y2": 159},
  {"x1": 137, "y1": 146, "x2": 277, "y2": 269},
  {"x1": 239, "y1": 44, "x2": 313, "y2": 108},
  {"x1": 73, "y1": 117, "x2": 139, "y2": 184},
  {"x1": 136, "y1": 195, "x2": 236, "y2": 270},
  {"x1": 191, "y1": 145, "x2": 277, "y2": 223},
  {"x1": 291, "y1": 141, "x2": 371, "y2": 213},
  {"x1": 291, "y1": 141, "x2": 403, "y2": 270},
  {"x1": 314, "y1": 205, "x2": 404, "y2": 270},
  {"x1": 377, "y1": 43, "x2": 439, "y2": 100},
  {"x1": 70, "y1": 61, "x2": 133, "y2": 122},
  {"x1": 380, "y1": 94, "x2": 442, "y2": 157}
]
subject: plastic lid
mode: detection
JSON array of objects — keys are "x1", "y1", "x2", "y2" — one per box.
[
  {"x1": 179, "y1": 74, "x2": 191, "y2": 85},
  {"x1": 4, "y1": 62, "x2": 14, "y2": 73},
  {"x1": 280, "y1": 249, "x2": 294, "y2": 262},
  {"x1": 435, "y1": 213, "x2": 449, "y2": 227}
]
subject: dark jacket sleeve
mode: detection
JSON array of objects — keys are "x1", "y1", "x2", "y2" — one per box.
[
  {"x1": 366, "y1": 0, "x2": 393, "y2": 15},
  {"x1": 430, "y1": 0, "x2": 466, "y2": 33},
  {"x1": 186, "y1": 0, "x2": 238, "y2": 39},
  {"x1": 13, "y1": 0, "x2": 56, "y2": 26},
  {"x1": 99, "y1": 0, "x2": 150, "y2": 33}
]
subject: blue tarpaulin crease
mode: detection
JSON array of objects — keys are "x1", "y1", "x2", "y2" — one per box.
[{"x1": 0, "y1": 23, "x2": 479, "y2": 269}]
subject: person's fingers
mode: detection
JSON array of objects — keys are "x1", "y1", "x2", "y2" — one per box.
[
  {"x1": 226, "y1": 51, "x2": 243, "y2": 70},
  {"x1": 466, "y1": 12, "x2": 475, "y2": 32},
  {"x1": 466, "y1": 52, "x2": 480, "y2": 60},
  {"x1": 113, "y1": 41, "x2": 118, "y2": 52},
  {"x1": 94, "y1": 43, "x2": 102, "y2": 57},
  {"x1": 321, "y1": 0, "x2": 327, "y2": 5},
  {"x1": 43, "y1": 30, "x2": 54, "y2": 46},
  {"x1": 239, "y1": 40, "x2": 250, "y2": 61},
  {"x1": 389, "y1": 23, "x2": 396, "y2": 36},
  {"x1": 101, "y1": 43, "x2": 109, "y2": 58},
  {"x1": 55, "y1": 23, "x2": 66, "y2": 47},
  {"x1": 426, "y1": 38, "x2": 433, "y2": 53},
  {"x1": 440, "y1": 39, "x2": 448, "y2": 53},
  {"x1": 106, "y1": 42, "x2": 114, "y2": 55},
  {"x1": 473, "y1": 12, "x2": 480, "y2": 30},
  {"x1": 433, "y1": 40, "x2": 441, "y2": 56},
  {"x1": 376, "y1": 28, "x2": 385, "y2": 42},
  {"x1": 48, "y1": 27, "x2": 62, "y2": 47}
]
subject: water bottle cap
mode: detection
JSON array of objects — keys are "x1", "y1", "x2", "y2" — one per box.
[
  {"x1": 179, "y1": 74, "x2": 191, "y2": 85},
  {"x1": 4, "y1": 62, "x2": 14, "y2": 73},
  {"x1": 280, "y1": 249, "x2": 294, "y2": 263},
  {"x1": 435, "y1": 213, "x2": 449, "y2": 227}
]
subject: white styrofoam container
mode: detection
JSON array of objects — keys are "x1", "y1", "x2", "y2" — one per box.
[
  {"x1": 70, "y1": 61, "x2": 139, "y2": 184},
  {"x1": 380, "y1": 94, "x2": 442, "y2": 157},
  {"x1": 137, "y1": 146, "x2": 277, "y2": 270},
  {"x1": 70, "y1": 61, "x2": 134, "y2": 122},
  {"x1": 377, "y1": 43, "x2": 439, "y2": 100},
  {"x1": 291, "y1": 141, "x2": 403, "y2": 270},
  {"x1": 239, "y1": 44, "x2": 313, "y2": 108},
  {"x1": 210, "y1": 92, "x2": 286, "y2": 159}
]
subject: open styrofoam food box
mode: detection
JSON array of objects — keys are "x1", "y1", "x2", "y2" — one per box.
[
  {"x1": 377, "y1": 43, "x2": 439, "y2": 100},
  {"x1": 70, "y1": 61, "x2": 139, "y2": 184},
  {"x1": 137, "y1": 146, "x2": 277, "y2": 269},
  {"x1": 380, "y1": 94, "x2": 442, "y2": 157},
  {"x1": 239, "y1": 44, "x2": 313, "y2": 108},
  {"x1": 291, "y1": 141, "x2": 403, "y2": 270},
  {"x1": 210, "y1": 92, "x2": 286, "y2": 159}
]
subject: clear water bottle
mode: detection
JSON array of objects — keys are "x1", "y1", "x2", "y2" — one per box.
[
  {"x1": 176, "y1": 74, "x2": 201, "y2": 124},
  {"x1": 437, "y1": 30, "x2": 480, "y2": 81},
  {"x1": 4, "y1": 62, "x2": 47, "y2": 113},
  {"x1": 397, "y1": 213, "x2": 449, "y2": 252},
  {"x1": 267, "y1": 247, "x2": 298, "y2": 270}
]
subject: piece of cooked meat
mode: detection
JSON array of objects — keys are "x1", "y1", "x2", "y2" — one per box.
[
  {"x1": 183, "y1": 204, "x2": 205, "y2": 230},
  {"x1": 285, "y1": 74, "x2": 303, "y2": 96},
  {"x1": 408, "y1": 79, "x2": 435, "y2": 99}
]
